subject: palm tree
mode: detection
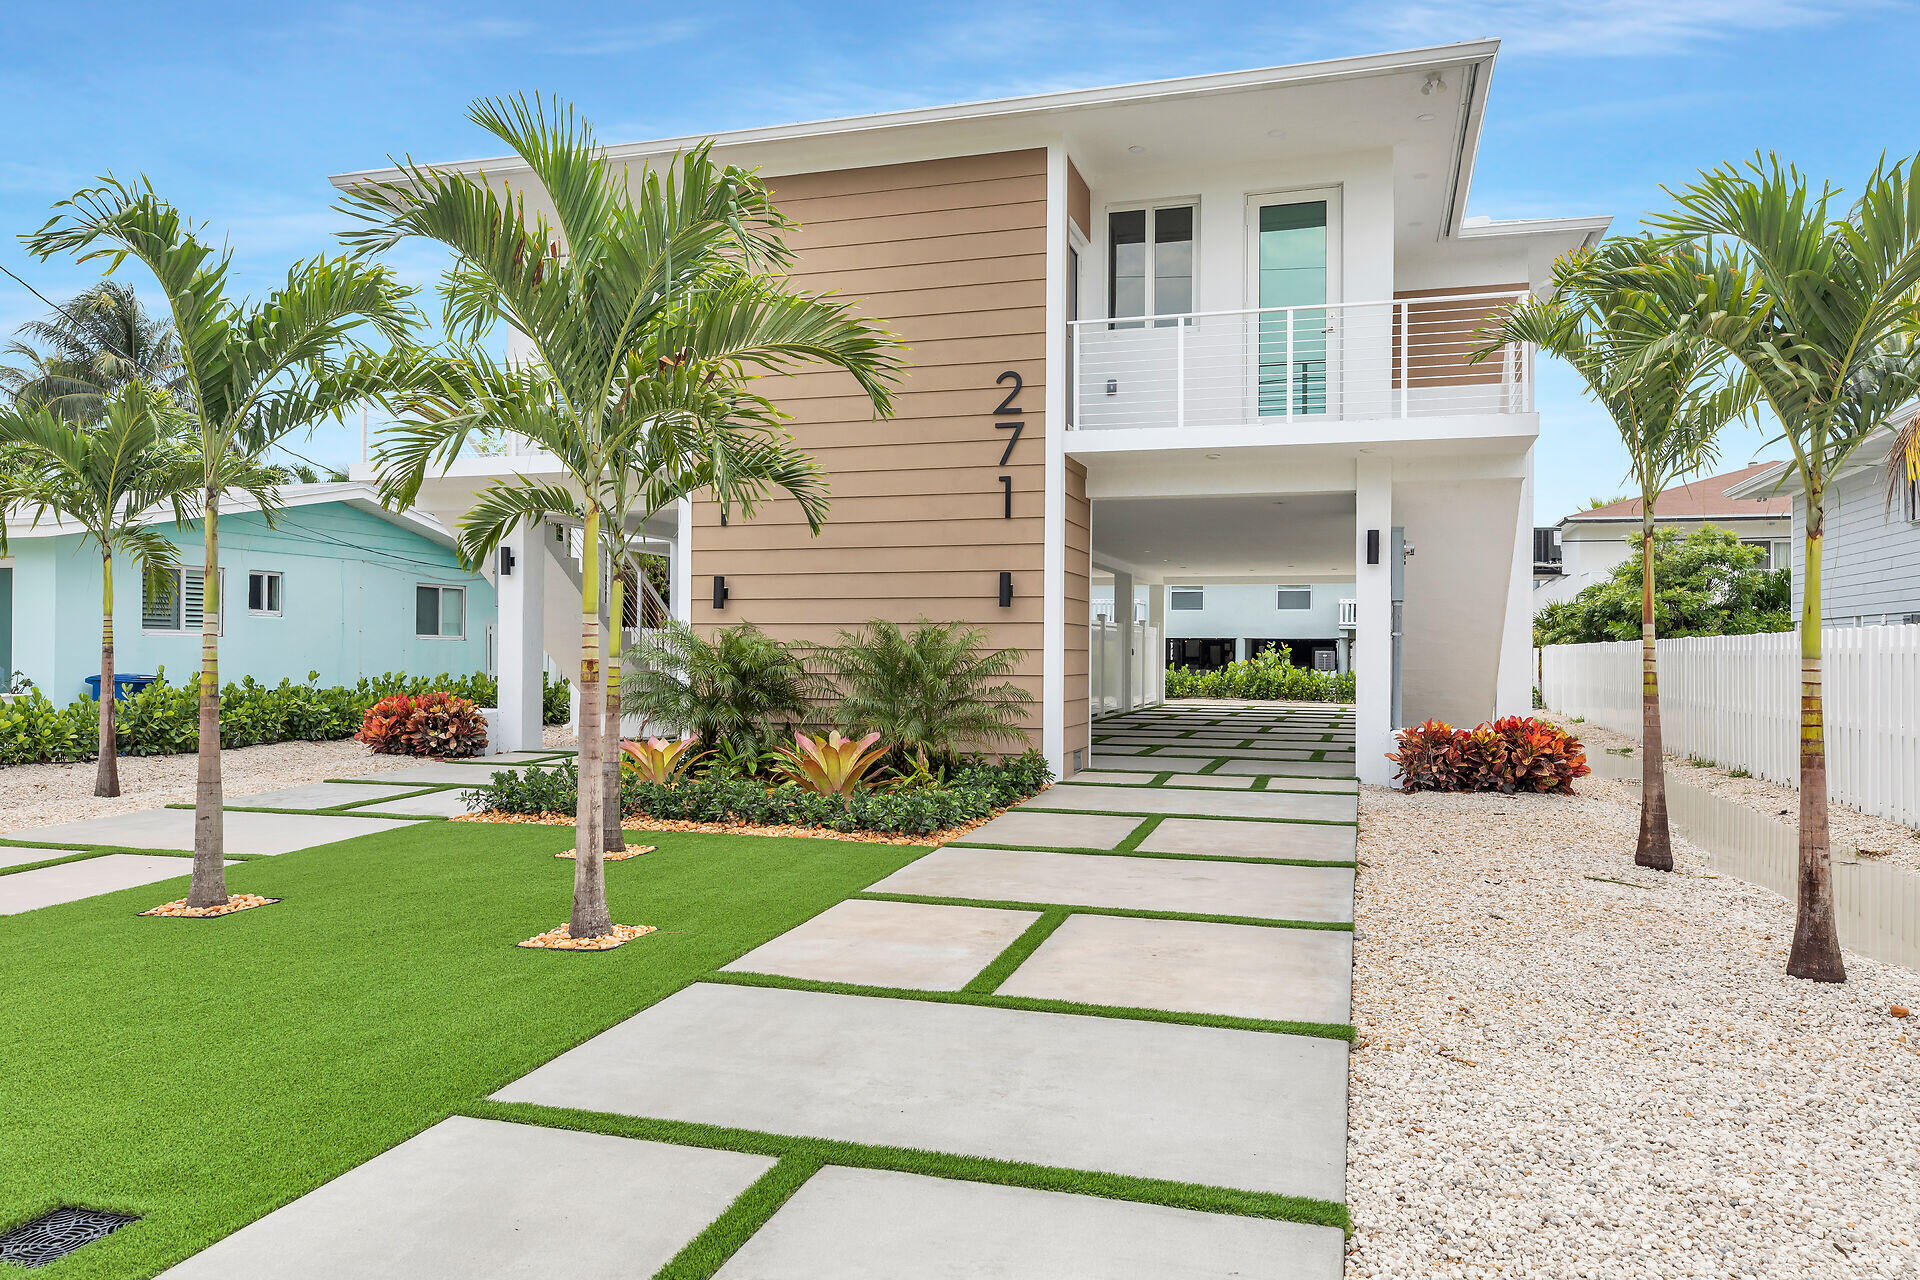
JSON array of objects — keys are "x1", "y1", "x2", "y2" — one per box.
[
  {"x1": 26, "y1": 176, "x2": 420, "y2": 910},
  {"x1": 1638, "y1": 154, "x2": 1920, "y2": 982},
  {"x1": 825, "y1": 619, "x2": 1035, "y2": 769},
  {"x1": 1482, "y1": 237, "x2": 1754, "y2": 871},
  {"x1": 348, "y1": 97, "x2": 900, "y2": 940},
  {"x1": 623, "y1": 621, "x2": 819, "y2": 755},
  {"x1": 0, "y1": 382, "x2": 197, "y2": 795},
  {"x1": 1, "y1": 280, "x2": 186, "y2": 421}
]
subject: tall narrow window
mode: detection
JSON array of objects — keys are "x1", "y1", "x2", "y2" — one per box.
[{"x1": 1108, "y1": 205, "x2": 1195, "y2": 324}]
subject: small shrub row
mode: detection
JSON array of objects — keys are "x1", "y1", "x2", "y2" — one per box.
[
  {"x1": 0, "y1": 669, "x2": 570, "y2": 765},
  {"x1": 1164, "y1": 649, "x2": 1355, "y2": 703},
  {"x1": 472, "y1": 749, "x2": 1055, "y2": 836},
  {"x1": 1387, "y1": 716, "x2": 1590, "y2": 794}
]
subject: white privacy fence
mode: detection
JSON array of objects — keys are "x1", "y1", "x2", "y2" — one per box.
[
  {"x1": 1091, "y1": 618, "x2": 1163, "y2": 717},
  {"x1": 1538, "y1": 626, "x2": 1920, "y2": 825}
]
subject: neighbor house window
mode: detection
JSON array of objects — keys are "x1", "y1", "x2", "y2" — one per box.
[
  {"x1": 1109, "y1": 204, "x2": 1195, "y2": 324},
  {"x1": 416, "y1": 584, "x2": 466, "y2": 639},
  {"x1": 142, "y1": 566, "x2": 221, "y2": 635},
  {"x1": 1170, "y1": 587, "x2": 1204, "y2": 610},
  {"x1": 1276, "y1": 586, "x2": 1313, "y2": 610},
  {"x1": 1741, "y1": 540, "x2": 1791, "y2": 572},
  {"x1": 247, "y1": 570, "x2": 283, "y2": 616}
]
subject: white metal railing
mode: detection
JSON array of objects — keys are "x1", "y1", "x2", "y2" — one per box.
[
  {"x1": 1068, "y1": 291, "x2": 1531, "y2": 431},
  {"x1": 1338, "y1": 598, "x2": 1357, "y2": 629},
  {"x1": 1539, "y1": 626, "x2": 1920, "y2": 826}
]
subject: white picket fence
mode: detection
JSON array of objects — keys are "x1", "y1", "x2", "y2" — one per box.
[{"x1": 1538, "y1": 626, "x2": 1920, "y2": 826}]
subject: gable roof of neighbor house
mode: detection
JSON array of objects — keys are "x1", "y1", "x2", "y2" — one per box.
[
  {"x1": 1560, "y1": 462, "x2": 1793, "y2": 527},
  {"x1": 329, "y1": 40, "x2": 1610, "y2": 253},
  {"x1": 0, "y1": 481, "x2": 461, "y2": 551},
  {"x1": 1722, "y1": 403, "x2": 1920, "y2": 502}
]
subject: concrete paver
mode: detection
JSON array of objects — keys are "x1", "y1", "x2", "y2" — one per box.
[
  {"x1": 999, "y1": 914, "x2": 1354, "y2": 1024},
  {"x1": 712, "y1": 1166, "x2": 1346, "y2": 1279},
  {"x1": 159, "y1": 1116, "x2": 774, "y2": 1279},
  {"x1": 1138, "y1": 816, "x2": 1356, "y2": 862},
  {"x1": 10, "y1": 807, "x2": 420, "y2": 855},
  {"x1": 723, "y1": 899, "x2": 1039, "y2": 990},
  {"x1": 953, "y1": 809, "x2": 1142, "y2": 850},
  {"x1": 869, "y1": 846, "x2": 1356, "y2": 922},
  {"x1": 492, "y1": 984, "x2": 1349, "y2": 1202},
  {"x1": 1025, "y1": 783, "x2": 1357, "y2": 824},
  {"x1": 0, "y1": 854, "x2": 237, "y2": 915}
]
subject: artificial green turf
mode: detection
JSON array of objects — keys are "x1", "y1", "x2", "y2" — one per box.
[
  {"x1": 0, "y1": 821, "x2": 924, "y2": 1280},
  {"x1": 962, "y1": 909, "x2": 1069, "y2": 994}
]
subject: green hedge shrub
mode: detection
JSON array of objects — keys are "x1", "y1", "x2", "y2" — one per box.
[
  {"x1": 0, "y1": 668, "x2": 571, "y2": 765},
  {"x1": 471, "y1": 749, "x2": 1055, "y2": 837},
  {"x1": 1163, "y1": 649, "x2": 1355, "y2": 702}
]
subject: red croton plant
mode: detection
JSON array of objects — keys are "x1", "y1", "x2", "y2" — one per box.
[
  {"x1": 355, "y1": 692, "x2": 489, "y2": 759},
  {"x1": 1386, "y1": 715, "x2": 1590, "y2": 794}
]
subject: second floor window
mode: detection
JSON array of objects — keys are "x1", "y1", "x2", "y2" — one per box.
[
  {"x1": 1276, "y1": 586, "x2": 1312, "y2": 610},
  {"x1": 1109, "y1": 204, "x2": 1194, "y2": 324},
  {"x1": 1170, "y1": 586, "x2": 1204, "y2": 610}
]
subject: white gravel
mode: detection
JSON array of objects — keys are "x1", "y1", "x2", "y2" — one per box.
[
  {"x1": 1347, "y1": 782, "x2": 1920, "y2": 1278},
  {"x1": 0, "y1": 741, "x2": 428, "y2": 836},
  {"x1": 1547, "y1": 713, "x2": 1920, "y2": 873}
]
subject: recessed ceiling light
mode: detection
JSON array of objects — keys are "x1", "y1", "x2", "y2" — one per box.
[
  {"x1": 1417, "y1": 112, "x2": 1437, "y2": 122},
  {"x1": 1206, "y1": 452, "x2": 1221, "y2": 459},
  {"x1": 1266, "y1": 128, "x2": 1286, "y2": 138},
  {"x1": 1413, "y1": 172, "x2": 1429, "y2": 180},
  {"x1": 1127, "y1": 145, "x2": 1146, "y2": 154},
  {"x1": 1407, "y1": 220, "x2": 1424, "y2": 228}
]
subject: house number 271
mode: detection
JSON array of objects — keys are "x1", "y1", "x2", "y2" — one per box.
[{"x1": 994, "y1": 370, "x2": 1024, "y2": 519}]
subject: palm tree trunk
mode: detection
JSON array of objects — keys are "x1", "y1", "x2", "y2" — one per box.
[
  {"x1": 95, "y1": 552, "x2": 121, "y2": 798},
  {"x1": 1787, "y1": 487, "x2": 1844, "y2": 981},
  {"x1": 569, "y1": 508, "x2": 611, "y2": 939},
  {"x1": 186, "y1": 491, "x2": 227, "y2": 909},
  {"x1": 1634, "y1": 518, "x2": 1672, "y2": 871},
  {"x1": 604, "y1": 568, "x2": 627, "y2": 854}
]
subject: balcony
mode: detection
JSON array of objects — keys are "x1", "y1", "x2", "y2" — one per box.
[
  {"x1": 1068, "y1": 291, "x2": 1532, "y2": 433},
  {"x1": 1338, "y1": 598, "x2": 1357, "y2": 630}
]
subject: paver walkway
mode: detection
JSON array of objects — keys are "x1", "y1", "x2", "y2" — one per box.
[
  {"x1": 152, "y1": 703, "x2": 1359, "y2": 1277},
  {"x1": 0, "y1": 749, "x2": 568, "y2": 915}
]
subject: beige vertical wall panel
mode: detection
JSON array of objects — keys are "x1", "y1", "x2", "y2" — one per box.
[
  {"x1": 1064, "y1": 458, "x2": 1091, "y2": 770},
  {"x1": 693, "y1": 149, "x2": 1051, "y2": 751},
  {"x1": 1067, "y1": 160, "x2": 1091, "y2": 239}
]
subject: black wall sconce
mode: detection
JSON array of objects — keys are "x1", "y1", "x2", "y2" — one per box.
[
  {"x1": 497, "y1": 545, "x2": 516, "y2": 577},
  {"x1": 1366, "y1": 529, "x2": 1380, "y2": 565},
  {"x1": 712, "y1": 575, "x2": 729, "y2": 609},
  {"x1": 998, "y1": 571, "x2": 1014, "y2": 607}
]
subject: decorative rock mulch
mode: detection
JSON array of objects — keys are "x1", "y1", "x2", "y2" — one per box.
[
  {"x1": 554, "y1": 846, "x2": 656, "y2": 861},
  {"x1": 451, "y1": 810, "x2": 994, "y2": 848},
  {"x1": 139, "y1": 894, "x2": 281, "y2": 918},
  {"x1": 516, "y1": 922, "x2": 656, "y2": 951}
]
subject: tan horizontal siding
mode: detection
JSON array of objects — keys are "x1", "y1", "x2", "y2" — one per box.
[
  {"x1": 695, "y1": 149, "x2": 1050, "y2": 755},
  {"x1": 1392, "y1": 282, "x2": 1527, "y2": 390},
  {"x1": 1064, "y1": 457, "x2": 1091, "y2": 774}
]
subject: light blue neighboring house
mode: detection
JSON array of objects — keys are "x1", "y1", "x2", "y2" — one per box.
[{"x1": 0, "y1": 482, "x2": 497, "y2": 701}]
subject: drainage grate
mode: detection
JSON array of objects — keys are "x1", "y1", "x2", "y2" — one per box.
[{"x1": 0, "y1": 1207, "x2": 139, "y2": 1268}]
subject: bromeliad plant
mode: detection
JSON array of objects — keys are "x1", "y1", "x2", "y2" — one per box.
[
  {"x1": 619, "y1": 735, "x2": 706, "y2": 784},
  {"x1": 769, "y1": 730, "x2": 890, "y2": 797}
]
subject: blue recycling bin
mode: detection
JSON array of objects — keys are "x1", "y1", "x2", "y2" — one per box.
[{"x1": 85, "y1": 673, "x2": 157, "y2": 701}]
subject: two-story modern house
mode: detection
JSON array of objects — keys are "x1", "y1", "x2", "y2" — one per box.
[{"x1": 334, "y1": 40, "x2": 1608, "y2": 785}]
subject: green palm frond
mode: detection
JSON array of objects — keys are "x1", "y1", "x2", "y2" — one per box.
[{"x1": 824, "y1": 619, "x2": 1034, "y2": 766}]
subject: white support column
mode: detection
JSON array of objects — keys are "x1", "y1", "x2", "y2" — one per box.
[
  {"x1": 1354, "y1": 458, "x2": 1394, "y2": 785},
  {"x1": 496, "y1": 520, "x2": 546, "y2": 752},
  {"x1": 1041, "y1": 145, "x2": 1069, "y2": 773},
  {"x1": 1146, "y1": 583, "x2": 1166, "y2": 703},
  {"x1": 672, "y1": 497, "x2": 694, "y2": 624},
  {"x1": 1496, "y1": 446, "x2": 1536, "y2": 716},
  {"x1": 1111, "y1": 568, "x2": 1134, "y2": 712}
]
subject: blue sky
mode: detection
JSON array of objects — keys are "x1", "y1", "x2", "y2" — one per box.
[{"x1": 3, "y1": 0, "x2": 1915, "y2": 520}]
